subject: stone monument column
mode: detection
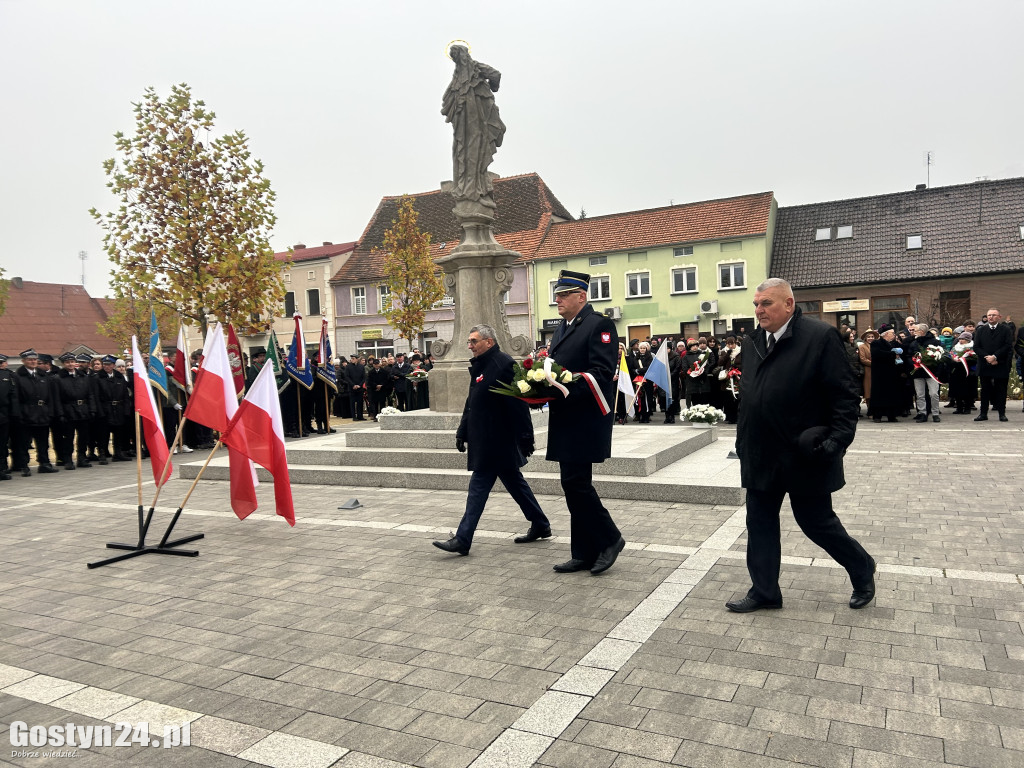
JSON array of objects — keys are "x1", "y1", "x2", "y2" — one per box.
[{"x1": 429, "y1": 45, "x2": 532, "y2": 413}]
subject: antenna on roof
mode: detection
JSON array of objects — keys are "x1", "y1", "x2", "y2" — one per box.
[
  {"x1": 923, "y1": 151, "x2": 934, "y2": 188},
  {"x1": 78, "y1": 250, "x2": 88, "y2": 287}
]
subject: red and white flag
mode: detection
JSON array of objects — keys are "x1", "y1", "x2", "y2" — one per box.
[
  {"x1": 172, "y1": 324, "x2": 192, "y2": 394},
  {"x1": 184, "y1": 323, "x2": 258, "y2": 519},
  {"x1": 225, "y1": 323, "x2": 247, "y2": 400},
  {"x1": 131, "y1": 337, "x2": 171, "y2": 486},
  {"x1": 221, "y1": 362, "x2": 296, "y2": 526}
]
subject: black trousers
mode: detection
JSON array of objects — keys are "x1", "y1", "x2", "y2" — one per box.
[
  {"x1": 0, "y1": 421, "x2": 9, "y2": 471},
  {"x1": 744, "y1": 488, "x2": 873, "y2": 604},
  {"x1": 559, "y1": 461, "x2": 621, "y2": 562},
  {"x1": 979, "y1": 376, "x2": 1008, "y2": 415},
  {"x1": 349, "y1": 388, "x2": 364, "y2": 419},
  {"x1": 15, "y1": 425, "x2": 52, "y2": 469},
  {"x1": 60, "y1": 420, "x2": 91, "y2": 463},
  {"x1": 454, "y1": 466, "x2": 549, "y2": 549}
]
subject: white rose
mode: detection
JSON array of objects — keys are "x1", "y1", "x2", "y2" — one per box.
[
  {"x1": 528, "y1": 368, "x2": 545, "y2": 382},
  {"x1": 517, "y1": 380, "x2": 532, "y2": 393},
  {"x1": 560, "y1": 370, "x2": 572, "y2": 383}
]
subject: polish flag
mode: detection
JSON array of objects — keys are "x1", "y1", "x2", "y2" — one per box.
[
  {"x1": 221, "y1": 363, "x2": 296, "y2": 526},
  {"x1": 131, "y1": 337, "x2": 171, "y2": 486},
  {"x1": 225, "y1": 323, "x2": 247, "y2": 399},
  {"x1": 172, "y1": 324, "x2": 192, "y2": 394},
  {"x1": 184, "y1": 323, "x2": 258, "y2": 519}
]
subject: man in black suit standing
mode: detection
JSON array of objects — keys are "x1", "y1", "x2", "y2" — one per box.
[
  {"x1": 973, "y1": 307, "x2": 1013, "y2": 422},
  {"x1": 546, "y1": 270, "x2": 625, "y2": 575}
]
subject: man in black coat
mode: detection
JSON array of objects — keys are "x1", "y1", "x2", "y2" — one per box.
[
  {"x1": 973, "y1": 307, "x2": 1013, "y2": 422},
  {"x1": 57, "y1": 353, "x2": 96, "y2": 469},
  {"x1": 730, "y1": 278, "x2": 875, "y2": 613},
  {"x1": 390, "y1": 353, "x2": 412, "y2": 411},
  {"x1": 0, "y1": 354, "x2": 17, "y2": 480},
  {"x1": 545, "y1": 270, "x2": 624, "y2": 575},
  {"x1": 94, "y1": 355, "x2": 132, "y2": 462},
  {"x1": 433, "y1": 324, "x2": 550, "y2": 556},
  {"x1": 346, "y1": 354, "x2": 367, "y2": 421},
  {"x1": 12, "y1": 349, "x2": 60, "y2": 475}
]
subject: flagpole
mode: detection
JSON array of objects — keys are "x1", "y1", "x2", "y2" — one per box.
[
  {"x1": 160, "y1": 441, "x2": 221, "y2": 548},
  {"x1": 323, "y1": 385, "x2": 330, "y2": 431},
  {"x1": 296, "y1": 385, "x2": 302, "y2": 438},
  {"x1": 148, "y1": 415, "x2": 189, "y2": 511}
]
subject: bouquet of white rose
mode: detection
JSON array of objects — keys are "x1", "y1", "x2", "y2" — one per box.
[
  {"x1": 681, "y1": 403, "x2": 727, "y2": 424},
  {"x1": 491, "y1": 355, "x2": 579, "y2": 406}
]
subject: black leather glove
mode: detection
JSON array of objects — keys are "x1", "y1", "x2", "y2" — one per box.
[
  {"x1": 456, "y1": 438, "x2": 466, "y2": 453},
  {"x1": 815, "y1": 437, "x2": 843, "y2": 461},
  {"x1": 519, "y1": 438, "x2": 535, "y2": 458}
]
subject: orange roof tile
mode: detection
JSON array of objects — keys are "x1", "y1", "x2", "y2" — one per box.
[{"x1": 530, "y1": 192, "x2": 775, "y2": 260}]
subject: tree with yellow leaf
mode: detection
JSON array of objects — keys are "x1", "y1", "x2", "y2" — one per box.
[
  {"x1": 378, "y1": 197, "x2": 445, "y2": 343},
  {"x1": 91, "y1": 84, "x2": 284, "y2": 339}
]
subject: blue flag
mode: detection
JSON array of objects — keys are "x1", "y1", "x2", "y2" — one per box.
[
  {"x1": 284, "y1": 314, "x2": 315, "y2": 390},
  {"x1": 315, "y1": 319, "x2": 337, "y2": 391},
  {"x1": 148, "y1": 309, "x2": 169, "y2": 397},
  {"x1": 645, "y1": 340, "x2": 673, "y2": 408}
]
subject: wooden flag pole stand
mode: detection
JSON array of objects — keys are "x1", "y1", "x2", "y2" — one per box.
[{"x1": 87, "y1": 413, "x2": 205, "y2": 570}]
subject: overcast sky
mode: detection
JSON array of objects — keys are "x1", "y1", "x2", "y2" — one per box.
[{"x1": 2, "y1": 0, "x2": 1022, "y2": 296}]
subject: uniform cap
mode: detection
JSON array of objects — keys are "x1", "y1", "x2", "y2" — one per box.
[
  {"x1": 76, "y1": 354, "x2": 93, "y2": 364},
  {"x1": 20, "y1": 348, "x2": 38, "y2": 359},
  {"x1": 58, "y1": 353, "x2": 76, "y2": 363},
  {"x1": 101, "y1": 354, "x2": 117, "y2": 364},
  {"x1": 553, "y1": 269, "x2": 590, "y2": 294}
]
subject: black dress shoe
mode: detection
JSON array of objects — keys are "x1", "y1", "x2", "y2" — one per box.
[
  {"x1": 850, "y1": 560, "x2": 877, "y2": 609},
  {"x1": 514, "y1": 526, "x2": 552, "y2": 544},
  {"x1": 0, "y1": 471, "x2": 11, "y2": 481},
  {"x1": 432, "y1": 535, "x2": 469, "y2": 556},
  {"x1": 591, "y1": 536, "x2": 626, "y2": 574},
  {"x1": 931, "y1": 415, "x2": 940, "y2": 423},
  {"x1": 887, "y1": 417, "x2": 898, "y2": 422},
  {"x1": 726, "y1": 596, "x2": 782, "y2": 613},
  {"x1": 77, "y1": 460, "x2": 92, "y2": 468},
  {"x1": 998, "y1": 413, "x2": 1009, "y2": 422},
  {"x1": 98, "y1": 457, "x2": 108, "y2": 465},
  {"x1": 914, "y1": 413, "x2": 927, "y2": 422},
  {"x1": 64, "y1": 462, "x2": 76, "y2": 470},
  {"x1": 112, "y1": 454, "x2": 130, "y2": 462},
  {"x1": 20, "y1": 468, "x2": 32, "y2": 477},
  {"x1": 974, "y1": 414, "x2": 988, "y2": 421},
  {"x1": 38, "y1": 464, "x2": 59, "y2": 474},
  {"x1": 553, "y1": 558, "x2": 593, "y2": 573}
]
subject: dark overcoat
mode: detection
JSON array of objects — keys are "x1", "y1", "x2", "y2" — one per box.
[
  {"x1": 0, "y1": 368, "x2": 18, "y2": 425},
  {"x1": 14, "y1": 367, "x2": 58, "y2": 427},
  {"x1": 58, "y1": 369, "x2": 95, "y2": 421},
  {"x1": 95, "y1": 371, "x2": 132, "y2": 426},
  {"x1": 973, "y1": 323, "x2": 1013, "y2": 378},
  {"x1": 456, "y1": 343, "x2": 532, "y2": 473},
  {"x1": 869, "y1": 338, "x2": 904, "y2": 413},
  {"x1": 544, "y1": 303, "x2": 617, "y2": 463},
  {"x1": 736, "y1": 308, "x2": 859, "y2": 494}
]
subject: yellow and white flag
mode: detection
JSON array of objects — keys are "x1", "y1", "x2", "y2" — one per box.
[{"x1": 617, "y1": 348, "x2": 636, "y2": 417}]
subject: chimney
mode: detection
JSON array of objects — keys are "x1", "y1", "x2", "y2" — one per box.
[
  {"x1": 322, "y1": 241, "x2": 333, "y2": 246},
  {"x1": 915, "y1": 184, "x2": 927, "y2": 191},
  {"x1": 293, "y1": 243, "x2": 306, "y2": 250},
  {"x1": 11, "y1": 276, "x2": 23, "y2": 289}
]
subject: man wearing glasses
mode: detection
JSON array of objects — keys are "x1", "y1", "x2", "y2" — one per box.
[
  {"x1": 433, "y1": 324, "x2": 550, "y2": 556},
  {"x1": 546, "y1": 270, "x2": 625, "y2": 575}
]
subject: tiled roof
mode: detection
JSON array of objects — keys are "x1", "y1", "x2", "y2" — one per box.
[
  {"x1": 530, "y1": 192, "x2": 776, "y2": 261},
  {"x1": 772, "y1": 177, "x2": 1024, "y2": 289},
  {"x1": 0, "y1": 279, "x2": 113, "y2": 356},
  {"x1": 274, "y1": 240, "x2": 357, "y2": 263},
  {"x1": 331, "y1": 173, "x2": 573, "y2": 283}
]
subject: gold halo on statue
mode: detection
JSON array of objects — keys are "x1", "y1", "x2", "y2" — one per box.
[{"x1": 446, "y1": 40, "x2": 471, "y2": 59}]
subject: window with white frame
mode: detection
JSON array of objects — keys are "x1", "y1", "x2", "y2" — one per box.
[
  {"x1": 307, "y1": 270, "x2": 315, "y2": 280},
  {"x1": 815, "y1": 227, "x2": 832, "y2": 241},
  {"x1": 378, "y1": 284, "x2": 390, "y2": 311},
  {"x1": 674, "y1": 246, "x2": 693, "y2": 258},
  {"x1": 589, "y1": 255, "x2": 608, "y2": 267},
  {"x1": 284, "y1": 273, "x2": 291, "y2": 283},
  {"x1": 548, "y1": 280, "x2": 558, "y2": 305},
  {"x1": 836, "y1": 225, "x2": 853, "y2": 239},
  {"x1": 284, "y1": 291, "x2": 296, "y2": 316},
  {"x1": 589, "y1": 275, "x2": 610, "y2": 301},
  {"x1": 906, "y1": 234, "x2": 923, "y2": 250},
  {"x1": 626, "y1": 271, "x2": 651, "y2": 298},
  {"x1": 352, "y1": 286, "x2": 367, "y2": 315},
  {"x1": 671, "y1": 267, "x2": 697, "y2": 294},
  {"x1": 718, "y1": 262, "x2": 745, "y2": 290},
  {"x1": 307, "y1": 288, "x2": 321, "y2": 316}
]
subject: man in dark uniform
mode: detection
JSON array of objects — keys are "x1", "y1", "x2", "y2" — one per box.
[
  {"x1": 433, "y1": 324, "x2": 550, "y2": 556},
  {"x1": 12, "y1": 349, "x2": 60, "y2": 475},
  {"x1": 39, "y1": 354, "x2": 66, "y2": 465},
  {"x1": 545, "y1": 270, "x2": 625, "y2": 575},
  {"x1": 346, "y1": 354, "x2": 367, "y2": 421},
  {"x1": 95, "y1": 355, "x2": 132, "y2": 463},
  {"x1": 57, "y1": 353, "x2": 95, "y2": 469},
  {"x1": 0, "y1": 354, "x2": 16, "y2": 480},
  {"x1": 973, "y1": 307, "x2": 1013, "y2": 422},
  {"x1": 390, "y1": 353, "x2": 412, "y2": 411},
  {"x1": 730, "y1": 278, "x2": 875, "y2": 613},
  {"x1": 366, "y1": 357, "x2": 390, "y2": 420}
]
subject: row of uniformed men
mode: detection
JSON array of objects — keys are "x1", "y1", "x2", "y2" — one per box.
[{"x1": 0, "y1": 348, "x2": 138, "y2": 478}]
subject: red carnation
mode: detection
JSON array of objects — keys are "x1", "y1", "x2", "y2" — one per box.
[{"x1": 523, "y1": 358, "x2": 534, "y2": 369}]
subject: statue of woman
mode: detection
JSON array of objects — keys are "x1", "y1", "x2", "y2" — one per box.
[{"x1": 441, "y1": 45, "x2": 506, "y2": 208}]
